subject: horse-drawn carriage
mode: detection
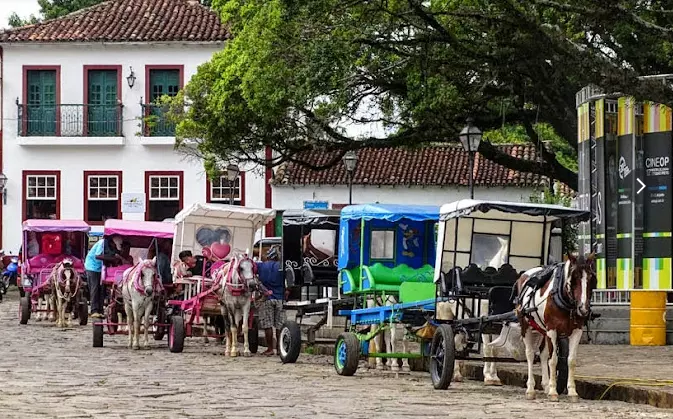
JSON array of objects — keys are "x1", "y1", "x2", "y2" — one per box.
[
  {"x1": 167, "y1": 203, "x2": 276, "y2": 354},
  {"x1": 92, "y1": 219, "x2": 175, "y2": 348},
  {"x1": 19, "y1": 220, "x2": 91, "y2": 326},
  {"x1": 333, "y1": 200, "x2": 594, "y2": 401},
  {"x1": 279, "y1": 204, "x2": 439, "y2": 363}
]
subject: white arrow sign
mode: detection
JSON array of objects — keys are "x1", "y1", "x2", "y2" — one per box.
[{"x1": 636, "y1": 178, "x2": 646, "y2": 195}]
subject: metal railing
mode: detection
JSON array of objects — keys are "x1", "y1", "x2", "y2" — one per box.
[
  {"x1": 141, "y1": 104, "x2": 176, "y2": 137},
  {"x1": 17, "y1": 103, "x2": 123, "y2": 137}
]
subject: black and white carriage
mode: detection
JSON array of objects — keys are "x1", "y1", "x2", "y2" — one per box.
[
  {"x1": 333, "y1": 199, "x2": 591, "y2": 394},
  {"x1": 278, "y1": 209, "x2": 360, "y2": 362}
]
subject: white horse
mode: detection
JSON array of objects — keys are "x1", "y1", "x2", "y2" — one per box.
[
  {"x1": 215, "y1": 252, "x2": 258, "y2": 357},
  {"x1": 49, "y1": 259, "x2": 80, "y2": 328},
  {"x1": 367, "y1": 295, "x2": 411, "y2": 372},
  {"x1": 120, "y1": 257, "x2": 162, "y2": 350},
  {"x1": 436, "y1": 299, "x2": 501, "y2": 384}
]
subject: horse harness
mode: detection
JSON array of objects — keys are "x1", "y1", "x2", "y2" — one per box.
[
  {"x1": 53, "y1": 261, "x2": 80, "y2": 298},
  {"x1": 220, "y1": 255, "x2": 257, "y2": 297},
  {"x1": 125, "y1": 260, "x2": 164, "y2": 296},
  {"x1": 517, "y1": 262, "x2": 583, "y2": 336}
]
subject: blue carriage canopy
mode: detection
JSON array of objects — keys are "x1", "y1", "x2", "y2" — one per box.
[{"x1": 338, "y1": 204, "x2": 440, "y2": 270}]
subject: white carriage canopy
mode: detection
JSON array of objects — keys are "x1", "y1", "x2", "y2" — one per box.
[
  {"x1": 434, "y1": 199, "x2": 590, "y2": 282},
  {"x1": 172, "y1": 203, "x2": 276, "y2": 259}
]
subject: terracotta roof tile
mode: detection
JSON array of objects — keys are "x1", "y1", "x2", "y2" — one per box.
[
  {"x1": 273, "y1": 144, "x2": 573, "y2": 192},
  {"x1": 0, "y1": 0, "x2": 229, "y2": 43}
]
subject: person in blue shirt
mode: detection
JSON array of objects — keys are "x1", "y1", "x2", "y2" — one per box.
[
  {"x1": 256, "y1": 245, "x2": 286, "y2": 356},
  {"x1": 85, "y1": 235, "x2": 123, "y2": 318}
]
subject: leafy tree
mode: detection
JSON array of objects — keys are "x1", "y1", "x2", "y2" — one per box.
[
  {"x1": 169, "y1": 0, "x2": 673, "y2": 189},
  {"x1": 8, "y1": 0, "x2": 212, "y2": 27}
]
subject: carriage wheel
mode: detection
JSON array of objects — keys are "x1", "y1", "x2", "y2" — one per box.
[
  {"x1": 93, "y1": 324, "x2": 104, "y2": 347},
  {"x1": 168, "y1": 315, "x2": 185, "y2": 353},
  {"x1": 556, "y1": 337, "x2": 569, "y2": 395},
  {"x1": 279, "y1": 320, "x2": 301, "y2": 364},
  {"x1": 19, "y1": 297, "x2": 30, "y2": 325},
  {"x1": 334, "y1": 332, "x2": 360, "y2": 376},
  {"x1": 248, "y1": 318, "x2": 259, "y2": 354},
  {"x1": 154, "y1": 305, "x2": 167, "y2": 341},
  {"x1": 430, "y1": 324, "x2": 456, "y2": 390}
]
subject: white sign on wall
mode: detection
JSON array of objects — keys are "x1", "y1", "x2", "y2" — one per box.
[{"x1": 122, "y1": 193, "x2": 146, "y2": 214}]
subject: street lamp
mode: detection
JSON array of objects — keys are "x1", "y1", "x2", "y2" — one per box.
[
  {"x1": 226, "y1": 163, "x2": 240, "y2": 205},
  {"x1": 342, "y1": 150, "x2": 358, "y2": 205},
  {"x1": 0, "y1": 173, "x2": 8, "y2": 205},
  {"x1": 458, "y1": 117, "x2": 482, "y2": 199}
]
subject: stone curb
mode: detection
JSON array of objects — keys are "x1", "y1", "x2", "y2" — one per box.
[
  {"x1": 291, "y1": 342, "x2": 673, "y2": 409},
  {"x1": 461, "y1": 363, "x2": 673, "y2": 409}
]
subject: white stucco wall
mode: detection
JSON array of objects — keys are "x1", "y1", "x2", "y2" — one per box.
[
  {"x1": 1, "y1": 43, "x2": 268, "y2": 249},
  {"x1": 272, "y1": 184, "x2": 538, "y2": 210}
]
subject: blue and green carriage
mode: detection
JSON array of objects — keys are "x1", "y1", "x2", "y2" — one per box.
[
  {"x1": 278, "y1": 203, "x2": 440, "y2": 363},
  {"x1": 333, "y1": 200, "x2": 592, "y2": 391}
]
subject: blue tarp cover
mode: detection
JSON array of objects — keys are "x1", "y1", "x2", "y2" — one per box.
[
  {"x1": 338, "y1": 204, "x2": 440, "y2": 270},
  {"x1": 340, "y1": 204, "x2": 440, "y2": 222}
]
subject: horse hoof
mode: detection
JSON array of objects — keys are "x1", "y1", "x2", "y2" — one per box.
[
  {"x1": 452, "y1": 375, "x2": 463, "y2": 383},
  {"x1": 525, "y1": 392, "x2": 536, "y2": 401},
  {"x1": 548, "y1": 394, "x2": 559, "y2": 402},
  {"x1": 133, "y1": 345, "x2": 140, "y2": 350},
  {"x1": 230, "y1": 352, "x2": 238, "y2": 358},
  {"x1": 243, "y1": 351, "x2": 251, "y2": 357},
  {"x1": 568, "y1": 395, "x2": 580, "y2": 403},
  {"x1": 485, "y1": 379, "x2": 503, "y2": 386}
]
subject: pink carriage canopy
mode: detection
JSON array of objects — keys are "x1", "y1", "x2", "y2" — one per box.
[
  {"x1": 103, "y1": 219, "x2": 174, "y2": 239},
  {"x1": 22, "y1": 219, "x2": 91, "y2": 233}
]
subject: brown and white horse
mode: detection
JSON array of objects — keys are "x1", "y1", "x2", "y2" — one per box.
[
  {"x1": 49, "y1": 259, "x2": 80, "y2": 328},
  {"x1": 120, "y1": 258, "x2": 164, "y2": 350},
  {"x1": 515, "y1": 253, "x2": 596, "y2": 402},
  {"x1": 215, "y1": 252, "x2": 258, "y2": 357}
]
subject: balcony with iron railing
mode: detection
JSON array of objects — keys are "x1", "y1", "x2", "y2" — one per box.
[
  {"x1": 16, "y1": 101, "x2": 124, "y2": 145},
  {"x1": 140, "y1": 103, "x2": 177, "y2": 144}
]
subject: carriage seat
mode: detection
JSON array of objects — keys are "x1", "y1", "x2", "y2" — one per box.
[
  {"x1": 361, "y1": 263, "x2": 434, "y2": 293},
  {"x1": 439, "y1": 263, "x2": 519, "y2": 297},
  {"x1": 104, "y1": 264, "x2": 133, "y2": 285},
  {"x1": 27, "y1": 254, "x2": 84, "y2": 271}
]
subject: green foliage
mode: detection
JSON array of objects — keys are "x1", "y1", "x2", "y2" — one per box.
[
  {"x1": 8, "y1": 0, "x2": 212, "y2": 27},
  {"x1": 529, "y1": 187, "x2": 578, "y2": 254},
  {"x1": 169, "y1": 0, "x2": 673, "y2": 190}
]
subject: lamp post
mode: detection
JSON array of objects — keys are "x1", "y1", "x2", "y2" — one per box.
[
  {"x1": 226, "y1": 163, "x2": 240, "y2": 205},
  {"x1": 342, "y1": 150, "x2": 358, "y2": 205},
  {"x1": 458, "y1": 117, "x2": 482, "y2": 199}
]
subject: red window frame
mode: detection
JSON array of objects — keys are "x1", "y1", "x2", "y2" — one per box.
[
  {"x1": 206, "y1": 172, "x2": 246, "y2": 206},
  {"x1": 83, "y1": 170, "x2": 123, "y2": 225},
  {"x1": 82, "y1": 65, "x2": 123, "y2": 136},
  {"x1": 22, "y1": 170, "x2": 61, "y2": 221},
  {"x1": 144, "y1": 171, "x2": 184, "y2": 221},
  {"x1": 22, "y1": 65, "x2": 62, "y2": 136},
  {"x1": 144, "y1": 65, "x2": 185, "y2": 136}
]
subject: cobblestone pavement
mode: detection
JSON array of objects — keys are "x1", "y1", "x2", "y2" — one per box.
[{"x1": 1, "y1": 292, "x2": 672, "y2": 418}]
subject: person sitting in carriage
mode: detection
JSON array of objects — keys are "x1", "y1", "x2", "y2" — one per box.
[{"x1": 173, "y1": 250, "x2": 197, "y2": 280}]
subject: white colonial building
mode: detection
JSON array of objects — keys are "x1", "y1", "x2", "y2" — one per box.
[{"x1": 0, "y1": 0, "x2": 272, "y2": 249}]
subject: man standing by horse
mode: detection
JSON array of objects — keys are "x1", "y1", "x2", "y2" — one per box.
[
  {"x1": 256, "y1": 246, "x2": 286, "y2": 356},
  {"x1": 84, "y1": 235, "x2": 123, "y2": 318}
]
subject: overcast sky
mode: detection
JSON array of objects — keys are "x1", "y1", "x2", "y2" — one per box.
[{"x1": 0, "y1": 0, "x2": 41, "y2": 29}]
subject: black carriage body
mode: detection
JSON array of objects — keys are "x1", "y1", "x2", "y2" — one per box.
[{"x1": 282, "y1": 210, "x2": 341, "y2": 291}]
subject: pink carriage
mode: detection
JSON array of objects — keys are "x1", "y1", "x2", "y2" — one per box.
[
  {"x1": 19, "y1": 219, "x2": 91, "y2": 325},
  {"x1": 166, "y1": 203, "x2": 276, "y2": 353},
  {"x1": 92, "y1": 219, "x2": 175, "y2": 347}
]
